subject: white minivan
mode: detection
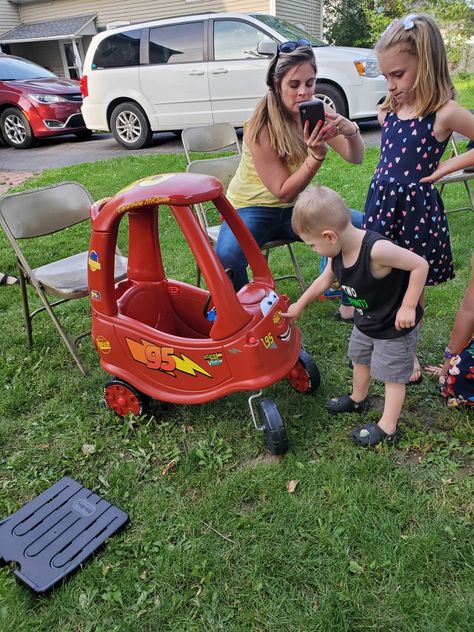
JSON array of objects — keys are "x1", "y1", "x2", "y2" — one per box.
[{"x1": 81, "y1": 13, "x2": 386, "y2": 149}]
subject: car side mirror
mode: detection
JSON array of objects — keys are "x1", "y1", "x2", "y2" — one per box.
[{"x1": 257, "y1": 41, "x2": 277, "y2": 56}]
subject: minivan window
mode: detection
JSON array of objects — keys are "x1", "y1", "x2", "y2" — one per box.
[
  {"x1": 149, "y1": 22, "x2": 204, "y2": 64},
  {"x1": 92, "y1": 29, "x2": 142, "y2": 69},
  {"x1": 0, "y1": 56, "x2": 56, "y2": 80},
  {"x1": 214, "y1": 20, "x2": 273, "y2": 60},
  {"x1": 251, "y1": 14, "x2": 327, "y2": 47}
]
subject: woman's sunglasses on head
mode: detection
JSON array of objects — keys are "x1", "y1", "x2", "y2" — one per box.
[{"x1": 276, "y1": 38, "x2": 312, "y2": 59}]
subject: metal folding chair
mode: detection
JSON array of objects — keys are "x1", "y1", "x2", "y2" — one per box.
[
  {"x1": 0, "y1": 181, "x2": 127, "y2": 374},
  {"x1": 437, "y1": 138, "x2": 474, "y2": 213}
]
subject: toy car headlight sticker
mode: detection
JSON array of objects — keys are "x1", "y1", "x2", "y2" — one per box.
[
  {"x1": 96, "y1": 335, "x2": 111, "y2": 354},
  {"x1": 259, "y1": 291, "x2": 279, "y2": 316},
  {"x1": 126, "y1": 337, "x2": 212, "y2": 378},
  {"x1": 88, "y1": 250, "x2": 101, "y2": 272}
]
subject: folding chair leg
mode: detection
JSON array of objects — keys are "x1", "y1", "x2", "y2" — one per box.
[
  {"x1": 18, "y1": 267, "x2": 33, "y2": 346},
  {"x1": 28, "y1": 278, "x2": 87, "y2": 375},
  {"x1": 286, "y1": 243, "x2": 307, "y2": 292},
  {"x1": 463, "y1": 180, "x2": 474, "y2": 211}
]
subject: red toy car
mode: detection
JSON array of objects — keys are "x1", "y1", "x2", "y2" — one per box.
[{"x1": 89, "y1": 172, "x2": 319, "y2": 454}]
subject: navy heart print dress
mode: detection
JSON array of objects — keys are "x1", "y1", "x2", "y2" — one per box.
[{"x1": 363, "y1": 111, "x2": 454, "y2": 285}]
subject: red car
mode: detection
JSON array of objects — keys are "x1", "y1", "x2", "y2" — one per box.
[{"x1": 0, "y1": 53, "x2": 91, "y2": 149}]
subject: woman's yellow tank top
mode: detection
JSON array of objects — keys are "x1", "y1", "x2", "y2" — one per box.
[{"x1": 226, "y1": 136, "x2": 302, "y2": 209}]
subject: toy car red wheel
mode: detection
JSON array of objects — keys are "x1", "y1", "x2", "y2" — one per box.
[
  {"x1": 287, "y1": 349, "x2": 320, "y2": 394},
  {"x1": 104, "y1": 379, "x2": 148, "y2": 417},
  {"x1": 258, "y1": 398, "x2": 288, "y2": 455}
]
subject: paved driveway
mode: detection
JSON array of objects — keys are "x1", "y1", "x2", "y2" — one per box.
[{"x1": 0, "y1": 120, "x2": 383, "y2": 172}]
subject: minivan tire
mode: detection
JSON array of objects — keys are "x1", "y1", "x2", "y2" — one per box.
[
  {"x1": 110, "y1": 102, "x2": 153, "y2": 149},
  {"x1": 0, "y1": 107, "x2": 35, "y2": 149},
  {"x1": 315, "y1": 83, "x2": 347, "y2": 118}
]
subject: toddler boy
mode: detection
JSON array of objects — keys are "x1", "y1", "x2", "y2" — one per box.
[{"x1": 282, "y1": 186, "x2": 429, "y2": 446}]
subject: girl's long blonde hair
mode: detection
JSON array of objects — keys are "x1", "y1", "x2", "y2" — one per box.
[
  {"x1": 376, "y1": 13, "x2": 455, "y2": 118},
  {"x1": 246, "y1": 46, "x2": 317, "y2": 165}
]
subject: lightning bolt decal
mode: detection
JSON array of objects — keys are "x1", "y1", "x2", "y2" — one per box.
[{"x1": 126, "y1": 338, "x2": 212, "y2": 378}]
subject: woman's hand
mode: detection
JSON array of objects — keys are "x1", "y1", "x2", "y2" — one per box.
[
  {"x1": 303, "y1": 119, "x2": 328, "y2": 160},
  {"x1": 320, "y1": 110, "x2": 358, "y2": 141}
]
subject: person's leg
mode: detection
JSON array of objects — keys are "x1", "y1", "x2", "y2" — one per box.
[
  {"x1": 377, "y1": 382, "x2": 406, "y2": 435},
  {"x1": 408, "y1": 291, "x2": 424, "y2": 384},
  {"x1": 327, "y1": 327, "x2": 372, "y2": 413},
  {"x1": 215, "y1": 206, "x2": 292, "y2": 292},
  {"x1": 215, "y1": 220, "x2": 249, "y2": 291},
  {"x1": 351, "y1": 363, "x2": 371, "y2": 401},
  {"x1": 352, "y1": 331, "x2": 416, "y2": 445}
]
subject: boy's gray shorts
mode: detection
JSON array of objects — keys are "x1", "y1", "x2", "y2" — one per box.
[{"x1": 348, "y1": 325, "x2": 420, "y2": 384}]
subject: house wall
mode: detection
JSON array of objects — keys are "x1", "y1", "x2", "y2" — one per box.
[
  {"x1": 0, "y1": 0, "x2": 21, "y2": 34},
  {"x1": 18, "y1": 0, "x2": 270, "y2": 28},
  {"x1": 275, "y1": 0, "x2": 322, "y2": 39}
]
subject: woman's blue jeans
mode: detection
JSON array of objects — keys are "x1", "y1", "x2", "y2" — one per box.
[
  {"x1": 215, "y1": 205, "x2": 363, "y2": 302},
  {"x1": 215, "y1": 206, "x2": 297, "y2": 291}
]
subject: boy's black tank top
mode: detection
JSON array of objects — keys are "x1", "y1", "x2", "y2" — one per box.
[{"x1": 331, "y1": 230, "x2": 423, "y2": 339}]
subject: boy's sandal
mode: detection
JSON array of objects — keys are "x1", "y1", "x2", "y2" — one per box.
[
  {"x1": 327, "y1": 394, "x2": 370, "y2": 414},
  {"x1": 352, "y1": 423, "x2": 399, "y2": 447},
  {"x1": 0, "y1": 273, "x2": 19, "y2": 286}
]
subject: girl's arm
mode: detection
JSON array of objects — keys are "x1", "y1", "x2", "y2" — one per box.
[
  {"x1": 249, "y1": 124, "x2": 328, "y2": 204},
  {"x1": 420, "y1": 101, "x2": 474, "y2": 183},
  {"x1": 280, "y1": 263, "x2": 336, "y2": 319},
  {"x1": 371, "y1": 240, "x2": 429, "y2": 330}
]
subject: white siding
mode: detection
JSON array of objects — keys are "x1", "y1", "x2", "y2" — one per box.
[
  {"x1": 0, "y1": 0, "x2": 21, "y2": 35},
  {"x1": 19, "y1": 0, "x2": 270, "y2": 28},
  {"x1": 276, "y1": 0, "x2": 322, "y2": 39}
]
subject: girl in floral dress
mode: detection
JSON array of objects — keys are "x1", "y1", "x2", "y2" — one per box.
[{"x1": 363, "y1": 13, "x2": 474, "y2": 383}]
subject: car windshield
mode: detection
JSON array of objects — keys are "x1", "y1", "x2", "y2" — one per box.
[
  {"x1": 251, "y1": 14, "x2": 327, "y2": 47},
  {"x1": 0, "y1": 56, "x2": 56, "y2": 81}
]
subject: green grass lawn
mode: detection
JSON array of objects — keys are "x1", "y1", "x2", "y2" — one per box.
[
  {"x1": 0, "y1": 147, "x2": 472, "y2": 632},
  {"x1": 454, "y1": 73, "x2": 474, "y2": 109}
]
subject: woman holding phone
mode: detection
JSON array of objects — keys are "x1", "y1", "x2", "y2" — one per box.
[{"x1": 215, "y1": 40, "x2": 364, "y2": 319}]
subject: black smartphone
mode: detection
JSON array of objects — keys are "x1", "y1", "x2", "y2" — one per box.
[{"x1": 299, "y1": 99, "x2": 325, "y2": 135}]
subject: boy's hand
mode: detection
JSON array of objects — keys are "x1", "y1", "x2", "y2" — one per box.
[
  {"x1": 395, "y1": 305, "x2": 416, "y2": 331},
  {"x1": 280, "y1": 303, "x2": 301, "y2": 319}
]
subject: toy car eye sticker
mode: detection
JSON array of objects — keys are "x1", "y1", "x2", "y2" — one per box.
[{"x1": 260, "y1": 291, "x2": 279, "y2": 316}]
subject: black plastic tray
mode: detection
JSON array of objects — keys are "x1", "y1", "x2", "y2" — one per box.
[{"x1": 0, "y1": 476, "x2": 128, "y2": 593}]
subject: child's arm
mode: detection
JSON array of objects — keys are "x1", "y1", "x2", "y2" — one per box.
[
  {"x1": 280, "y1": 262, "x2": 336, "y2": 319},
  {"x1": 371, "y1": 240, "x2": 429, "y2": 331},
  {"x1": 420, "y1": 101, "x2": 474, "y2": 183}
]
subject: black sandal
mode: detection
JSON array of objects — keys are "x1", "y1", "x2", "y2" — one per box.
[
  {"x1": 352, "y1": 423, "x2": 399, "y2": 447},
  {"x1": 327, "y1": 394, "x2": 370, "y2": 414}
]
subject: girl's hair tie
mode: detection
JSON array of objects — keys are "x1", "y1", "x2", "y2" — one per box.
[{"x1": 403, "y1": 14, "x2": 417, "y2": 30}]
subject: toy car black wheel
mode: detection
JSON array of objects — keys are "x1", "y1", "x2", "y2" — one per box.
[
  {"x1": 286, "y1": 349, "x2": 320, "y2": 394},
  {"x1": 104, "y1": 379, "x2": 148, "y2": 417},
  {"x1": 258, "y1": 398, "x2": 288, "y2": 455}
]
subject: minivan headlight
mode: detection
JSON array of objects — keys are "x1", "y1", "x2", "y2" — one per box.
[
  {"x1": 30, "y1": 94, "x2": 68, "y2": 104},
  {"x1": 354, "y1": 59, "x2": 381, "y2": 78}
]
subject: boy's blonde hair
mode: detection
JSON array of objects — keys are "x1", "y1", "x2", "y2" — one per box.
[
  {"x1": 292, "y1": 185, "x2": 351, "y2": 236},
  {"x1": 376, "y1": 13, "x2": 454, "y2": 118},
  {"x1": 247, "y1": 46, "x2": 317, "y2": 165}
]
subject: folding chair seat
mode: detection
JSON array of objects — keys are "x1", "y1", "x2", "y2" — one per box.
[
  {"x1": 182, "y1": 123, "x2": 306, "y2": 291},
  {"x1": 0, "y1": 181, "x2": 127, "y2": 374},
  {"x1": 437, "y1": 138, "x2": 474, "y2": 213}
]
